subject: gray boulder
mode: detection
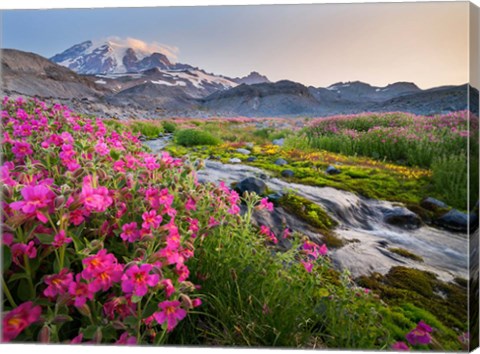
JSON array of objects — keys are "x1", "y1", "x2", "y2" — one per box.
[
  {"x1": 281, "y1": 169, "x2": 295, "y2": 178},
  {"x1": 274, "y1": 158, "x2": 288, "y2": 166},
  {"x1": 435, "y1": 209, "x2": 469, "y2": 232},
  {"x1": 229, "y1": 158, "x2": 242, "y2": 164},
  {"x1": 236, "y1": 148, "x2": 251, "y2": 155},
  {"x1": 383, "y1": 208, "x2": 422, "y2": 230},
  {"x1": 421, "y1": 197, "x2": 448, "y2": 211},
  {"x1": 272, "y1": 138, "x2": 285, "y2": 146},
  {"x1": 236, "y1": 177, "x2": 267, "y2": 196},
  {"x1": 326, "y1": 165, "x2": 341, "y2": 175}
]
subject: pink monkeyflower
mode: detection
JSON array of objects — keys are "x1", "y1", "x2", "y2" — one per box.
[
  {"x1": 80, "y1": 176, "x2": 113, "y2": 213},
  {"x1": 121, "y1": 264, "x2": 160, "y2": 297},
  {"x1": 11, "y1": 241, "x2": 37, "y2": 265},
  {"x1": 391, "y1": 341, "x2": 410, "y2": 351},
  {"x1": 10, "y1": 184, "x2": 55, "y2": 223},
  {"x1": 144, "y1": 156, "x2": 160, "y2": 170},
  {"x1": 103, "y1": 296, "x2": 136, "y2": 320},
  {"x1": 94, "y1": 142, "x2": 110, "y2": 156},
  {"x1": 141, "y1": 210, "x2": 162, "y2": 230},
  {"x1": 176, "y1": 263, "x2": 190, "y2": 282},
  {"x1": 185, "y1": 198, "x2": 196, "y2": 211},
  {"x1": 153, "y1": 300, "x2": 187, "y2": 332},
  {"x1": 116, "y1": 202, "x2": 127, "y2": 218},
  {"x1": 259, "y1": 225, "x2": 278, "y2": 244},
  {"x1": 70, "y1": 333, "x2": 84, "y2": 344},
  {"x1": 11, "y1": 141, "x2": 33, "y2": 158},
  {"x1": 145, "y1": 188, "x2": 160, "y2": 209},
  {"x1": 2, "y1": 233, "x2": 14, "y2": 246},
  {"x1": 192, "y1": 298, "x2": 202, "y2": 308},
  {"x1": 43, "y1": 269, "x2": 73, "y2": 299},
  {"x1": 158, "y1": 188, "x2": 174, "y2": 208},
  {"x1": 81, "y1": 249, "x2": 123, "y2": 292},
  {"x1": 405, "y1": 321, "x2": 433, "y2": 346},
  {"x1": 68, "y1": 209, "x2": 85, "y2": 226},
  {"x1": 120, "y1": 222, "x2": 140, "y2": 243},
  {"x1": 208, "y1": 217, "x2": 220, "y2": 228},
  {"x1": 188, "y1": 218, "x2": 199, "y2": 237},
  {"x1": 258, "y1": 198, "x2": 274, "y2": 212},
  {"x1": 319, "y1": 244, "x2": 328, "y2": 256},
  {"x1": 113, "y1": 160, "x2": 126, "y2": 172},
  {"x1": 158, "y1": 246, "x2": 183, "y2": 265},
  {"x1": 161, "y1": 279, "x2": 176, "y2": 298},
  {"x1": 2, "y1": 301, "x2": 42, "y2": 342},
  {"x1": 282, "y1": 228, "x2": 291, "y2": 239},
  {"x1": 88, "y1": 265, "x2": 123, "y2": 293},
  {"x1": 301, "y1": 261, "x2": 314, "y2": 273},
  {"x1": 68, "y1": 275, "x2": 95, "y2": 308},
  {"x1": 116, "y1": 332, "x2": 137, "y2": 345},
  {"x1": 227, "y1": 204, "x2": 241, "y2": 215},
  {"x1": 52, "y1": 230, "x2": 72, "y2": 248}
]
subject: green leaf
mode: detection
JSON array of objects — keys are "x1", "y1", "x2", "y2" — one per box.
[
  {"x1": 101, "y1": 324, "x2": 117, "y2": 341},
  {"x1": 17, "y1": 278, "x2": 31, "y2": 301},
  {"x1": 3, "y1": 247, "x2": 12, "y2": 270},
  {"x1": 53, "y1": 256, "x2": 70, "y2": 273},
  {"x1": 81, "y1": 325, "x2": 98, "y2": 340},
  {"x1": 142, "y1": 301, "x2": 158, "y2": 319},
  {"x1": 110, "y1": 149, "x2": 120, "y2": 161},
  {"x1": 7, "y1": 272, "x2": 29, "y2": 283},
  {"x1": 131, "y1": 295, "x2": 143, "y2": 303},
  {"x1": 35, "y1": 233, "x2": 54, "y2": 244},
  {"x1": 317, "y1": 288, "x2": 330, "y2": 298},
  {"x1": 123, "y1": 316, "x2": 138, "y2": 328}
]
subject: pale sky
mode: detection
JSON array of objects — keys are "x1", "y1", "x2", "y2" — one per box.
[{"x1": 1, "y1": 1, "x2": 470, "y2": 89}]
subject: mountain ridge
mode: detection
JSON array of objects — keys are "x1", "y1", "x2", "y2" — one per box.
[{"x1": 2, "y1": 48, "x2": 475, "y2": 119}]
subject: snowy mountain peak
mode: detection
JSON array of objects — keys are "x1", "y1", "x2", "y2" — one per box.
[{"x1": 50, "y1": 39, "x2": 181, "y2": 75}]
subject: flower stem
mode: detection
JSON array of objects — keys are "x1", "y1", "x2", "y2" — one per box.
[
  {"x1": 1, "y1": 275, "x2": 17, "y2": 307},
  {"x1": 137, "y1": 301, "x2": 143, "y2": 343},
  {"x1": 23, "y1": 255, "x2": 35, "y2": 298}
]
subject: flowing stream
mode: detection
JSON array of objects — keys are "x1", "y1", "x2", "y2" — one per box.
[{"x1": 145, "y1": 139, "x2": 468, "y2": 282}]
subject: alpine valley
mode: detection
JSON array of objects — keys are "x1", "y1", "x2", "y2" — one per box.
[{"x1": 1, "y1": 40, "x2": 476, "y2": 119}]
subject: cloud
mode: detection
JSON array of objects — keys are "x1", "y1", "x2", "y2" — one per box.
[{"x1": 98, "y1": 36, "x2": 179, "y2": 62}]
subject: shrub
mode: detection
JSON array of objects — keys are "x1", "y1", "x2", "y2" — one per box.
[
  {"x1": 162, "y1": 121, "x2": 177, "y2": 134},
  {"x1": 175, "y1": 129, "x2": 221, "y2": 146},
  {"x1": 129, "y1": 120, "x2": 163, "y2": 139}
]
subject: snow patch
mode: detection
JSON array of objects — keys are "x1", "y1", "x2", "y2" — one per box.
[
  {"x1": 95, "y1": 79, "x2": 107, "y2": 84},
  {"x1": 151, "y1": 80, "x2": 187, "y2": 87}
]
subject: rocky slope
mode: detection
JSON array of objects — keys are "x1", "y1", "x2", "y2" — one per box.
[{"x1": 2, "y1": 48, "x2": 476, "y2": 118}]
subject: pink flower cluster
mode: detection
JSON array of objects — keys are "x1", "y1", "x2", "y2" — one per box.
[{"x1": 1, "y1": 97, "x2": 236, "y2": 343}]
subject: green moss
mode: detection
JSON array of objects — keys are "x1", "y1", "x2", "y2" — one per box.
[
  {"x1": 175, "y1": 129, "x2": 222, "y2": 147},
  {"x1": 388, "y1": 248, "x2": 424, "y2": 262},
  {"x1": 277, "y1": 193, "x2": 343, "y2": 248},
  {"x1": 356, "y1": 266, "x2": 467, "y2": 339}
]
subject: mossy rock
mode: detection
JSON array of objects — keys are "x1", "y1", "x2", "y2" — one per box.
[
  {"x1": 356, "y1": 266, "x2": 467, "y2": 336},
  {"x1": 277, "y1": 193, "x2": 343, "y2": 248},
  {"x1": 388, "y1": 248, "x2": 424, "y2": 262}
]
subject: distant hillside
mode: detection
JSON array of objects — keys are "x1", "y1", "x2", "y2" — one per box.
[{"x1": 1, "y1": 48, "x2": 476, "y2": 118}]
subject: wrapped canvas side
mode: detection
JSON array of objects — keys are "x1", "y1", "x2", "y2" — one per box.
[{"x1": 470, "y1": 2, "x2": 480, "y2": 352}]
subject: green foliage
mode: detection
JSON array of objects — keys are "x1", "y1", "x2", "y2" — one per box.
[
  {"x1": 175, "y1": 129, "x2": 222, "y2": 147},
  {"x1": 431, "y1": 154, "x2": 469, "y2": 210},
  {"x1": 162, "y1": 121, "x2": 177, "y2": 133},
  {"x1": 170, "y1": 193, "x2": 390, "y2": 348},
  {"x1": 129, "y1": 120, "x2": 164, "y2": 139},
  {"x1": 103, "y1": 119, "x2": 130, "y2": 133}
]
